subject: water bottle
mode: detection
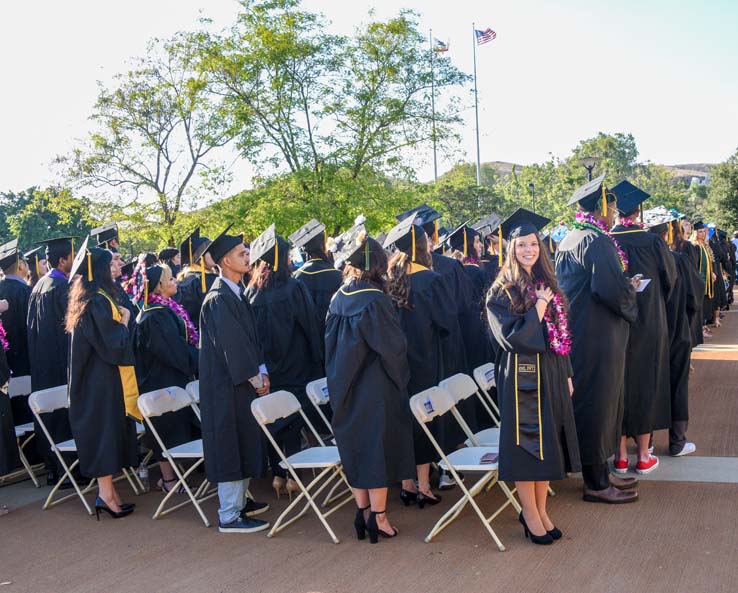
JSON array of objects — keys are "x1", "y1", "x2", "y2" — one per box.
[{"x1": 137, "y1": 462, "x2": 150, "y2": 493}]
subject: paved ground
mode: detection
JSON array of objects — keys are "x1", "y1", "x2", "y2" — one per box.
[{"x1": 2, "y1": 303, "x2": 738, "y2": 593}]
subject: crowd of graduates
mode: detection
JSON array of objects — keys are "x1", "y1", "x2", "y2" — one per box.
[{"x1": 0, "y1": 173, "x2": 733, "y2": 545}]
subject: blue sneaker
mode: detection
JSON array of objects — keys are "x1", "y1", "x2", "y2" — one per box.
[{"x1": 218, "y1": 516, "x2": 270, "y2": 534}]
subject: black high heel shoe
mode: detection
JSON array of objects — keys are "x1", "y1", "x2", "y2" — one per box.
[
  {"x1": 518, "y1": 512, "x2": 553, "y2": 545},
  {"x1": 95, "y1": 497, "x2": 134, "y2": 521},
  {"x1": 399, "y1": 489, "x2": 417, "y2": 506},
  {"x1": 547, "y1": 526, "x2": 562, "y2": 540},
  {"x1": 366, "y1": 510, "x2": 398, "y2": 544},
  {"x1": 354, "y1": 505, "x2": 370, "y2": 540},
  {"x1": 417, "y1": 491, "x2": 442, "y2": 509}
]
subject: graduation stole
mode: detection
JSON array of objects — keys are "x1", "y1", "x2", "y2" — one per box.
[
  {"x1": 298, "y1": 260, "x2": 338, "y2": 275},
  {"x1": 97, "y1": 290, "x2": 141, "y2": 421},
  {"x1": 514, "y1": 353, "x2": 544, "y2": 461},
  {"x1": 698, "y1": 244, "x2": 714, "y2": 298}
]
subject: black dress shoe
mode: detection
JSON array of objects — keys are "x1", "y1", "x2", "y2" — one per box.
[
  {"x1": 609, "y1": 474, "x2": 639, "y2": 490},
  {"x1": 219, "y1": 516, "x2": 270, "y2": 533},
  {"x1": 240, "y1": 498, "x2": 269, "y2": 518},
  {"x1": 46, "y1": 471, "x2": 59, "y2": 486}
]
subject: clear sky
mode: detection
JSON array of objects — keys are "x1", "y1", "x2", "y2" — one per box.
[{"x1": 1, "y1": 0, "x2": 737, "y2": 193}]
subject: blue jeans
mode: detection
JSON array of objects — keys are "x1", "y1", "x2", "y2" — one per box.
[{"x1": 217, "y1": 478, "x2": 251, "y2": 524}]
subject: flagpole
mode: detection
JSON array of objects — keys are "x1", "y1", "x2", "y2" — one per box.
[
  {"x1": 472, "y1": 23, "x2": 482, "y2": 186},
  {"x1": 429, "y1": 29, "x2": 438, "y2": 183}
]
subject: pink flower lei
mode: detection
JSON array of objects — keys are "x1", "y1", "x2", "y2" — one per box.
[
  {"x1": 618, "y1": 217, "x2": 643, "y2": 229},
  {"x1": 0, "y1": 321, "x2": 9, "y2": 352},
  {"x1": 573, "y1": 211, "x2": 629, "y2": 271},
  {"x1": 528, "y1": 285, "x2": 572, "y2": 356},
  {"x1": 146, "y1": 293, "x2": 199, "y2": 347}
]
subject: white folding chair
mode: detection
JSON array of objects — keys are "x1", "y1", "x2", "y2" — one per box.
[
  {"x1": 138, "y1": 386, "x2": 216, "y2": 527},
  {"x1": 185, "y1": 380, "x2": 201, "y2": 421},
  {"x1": 472, "y1": 363, "x2": 501, "y2": 419},
  {"x1": 410, "y1": 386, "x2": 521, "y2": 550},
  {"x1": 29, "y1": 386, "x2": 141, "y2": 515},
  {"x1": 305, "y1": 378, "x2": 333, "y2": 437},
  {"x1": 251, "y1": 390, "x2": 353, "y2": 544},
  {"x1": 6, "y1": 375, "x2": 41, "y2": 487},
  {"x1": 440, "y1": 373, "x2": 500, "y2": 448}
]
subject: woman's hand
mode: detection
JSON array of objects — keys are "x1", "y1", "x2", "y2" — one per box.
[
  {"x1": 256, "y1": 374, "x2": 270, "y2": 396},
  {"x1": 535, "y1": 285, "x2": 554, "y2": 304},
  {"x1": 0, "y1": 299, "x2": 8, "y2": 314},
  {"x1": 568, "y1": 377, "x2": 574, "y2": 397},
  {"x1": 119, "y1": 307, "x2": 131, "y2": 327}
]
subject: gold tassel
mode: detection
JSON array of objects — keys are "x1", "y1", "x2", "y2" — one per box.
[
  {"x1": 434, "y1": 220, "x2": 439, "y2": 244},
  {"x1": 365, "y1": 240, "x2": 370, "y2": 271},
  {"x1": 35, "y1": 256, "x2": 39, "y2": 277},
  {"x1": 668, "y1": 222, "x2": 673, "y2": 245},
  {"x1": 274, "y1": 239, "x2": 279, "y2": 272},
  {"x1": 463, "y1": 229, "x2": 467, "y2": 258},
  {"x1": 71, "y1": 238, "x2": 75, "y2": 260},
  {"x1": 549, "y1": 233, "x2": 553, "y2": 252},
  {"x1": 323, "y1": 229, "x2": 327, "y2": 252},
  {"x1": 188, "y1": 239, "x2": 193, "y2": 267},
  {"x1": 144, "y1": 277, "x2": 149, "y2": 308},
  {"x1": 411, "y1": 225, "x2": 416, "y2": 262},
  {"x1": 87, "y1": 251, "x2": 93, "y2": 282},
  {"x1": 498, "y1": 226, "x2": 503, "y2": 267},
  {"x1": 200, "y1": 264, "x2": 206, "y2": 293},
  {"x1": 601, "y1": 185, "x2": 607, "y2": 216}
]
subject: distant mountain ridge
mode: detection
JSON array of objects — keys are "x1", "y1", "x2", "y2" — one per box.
[{"x1": 466, "y1": 161, "x2": 715, "y2": 180}]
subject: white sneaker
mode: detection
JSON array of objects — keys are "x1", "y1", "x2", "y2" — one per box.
[
  {"x1": 673, "y1": 442, "x2": 696, "y2": 457},
  {"x1": 648, "y1": 445, "x2": 654, "y2": 455},
  {"x1": 438, "y1": 471, "x2": 457, "y2": 490}
]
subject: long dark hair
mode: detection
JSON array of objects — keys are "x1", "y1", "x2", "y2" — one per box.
[
  {"x1": 247, "y1": 258, "x2": 291, "y2": 292},
  {"x1": 343, "y1": 238, "x2": 387, "y2": 290},
  {"x1": 489, "y1": 233, "x2": 563, "y2": 315},
  {"x1": 386, "y1": 231, "x2": 433, "y2": 310},
  {"x1": 65, "y1": 252, "x2": 119, "y2": 332}
]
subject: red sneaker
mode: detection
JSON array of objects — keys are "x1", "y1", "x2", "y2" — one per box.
[
  {"x1": 613, "y1": 458, "x2": 629, "y2": 474},
  {"x1": 635, "y1": 455, "x2": 659, "y2": 475}
]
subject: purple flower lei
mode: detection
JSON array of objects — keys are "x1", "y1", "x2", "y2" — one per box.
[
  {"x1": 0, "y1": 321, "x2": 9, "y2": 352},
  {"x1": 528, "y1": 286, "x2": 572, "y2": 356},
  {"x1": 573, "y1": 211, "x2": 629, "y2": 271},
  {"x1": 146, "y1": 293, "x2": 200, "y2": 347}
]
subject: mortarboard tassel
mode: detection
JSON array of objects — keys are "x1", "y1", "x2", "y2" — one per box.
[
  {"x1": 144, "y1": 277, "x2": 149, "y2": 308},
  {"x1": 87, "y1": 251, "x2": 93, "y2": 282},
  {"x1": 463, "y1": 229, "x2": 467, "y2": 258},
  {"x1": 365, "y1": 240, "x2": 370, "y2": 271},
  {"x1": 71, "y1": 238, "x2": 75, "y2": 259},
  {"x1": 434, "y1": 220, "x2": 439, "y2": 244},
  {"x1": 498, "y1": 226, "x2": 503, "y2": 267},
  {"x1": 274, "y1": 239, "x2": 279, "y2": 272},
  {"x1": 640, "y1": 208, "x2": 644, "y2": 224},
  {"x1": 549, "y1": 233, "x2": 553, "y2": 252},
  {"x1": 411, "y1": 225, "x2": 416, "y2": 262},
  {"x1": 601, "y1": 185, "x2": 607, "y2": 217},
  {"x1": 668, "y1": 221, "x2": 673, "y2": 245},
  {"x1": 200, "y1": 263, "x2": 206, "y2": 293},
  {"x1": 35, "y1": 256, "x2": 39, "y2": 277},
  {"x1": 188, "y1": 239, "x2": 193, "y2": 267},
  {"x1": 324, "y1": 229, "x2": 327, "y2": 252}
]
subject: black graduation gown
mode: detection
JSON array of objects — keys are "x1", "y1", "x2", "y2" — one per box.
[
  {"x1": 115, "y1": 281, "x2": 138, "y2": 332},
  {"x1": 245, "y1": 278, "x2": 324, "y2": 414},
  {"x1": 393, "y1": 266, "x2": 454, "y2": 465},
  {"x1": 710, "y1": 236, "x2": 729, "y2": 310},
  {"x1": 486, "y1": 288, "x2": 580, "y2": 481},
  {"x1": 68, "y1": 294, "x2": 138, "y2": 478},
  {"x1": 174, "y1": 270, "x2": 218, "y2": 325},
  {"x1": 27, "y1": 273, "x2": 72, "y2": 463},
  {"x1": 555, "y1": 229, "x2": 638, "y2": 466},
  {"x1": 667, "y1": 252, "x2": 693, "y2": 422},
  {"x1": 293, "y1": 259, "x2": 343, "y2": 337},
  {"x1": 0, "y1": 347, "x2": 20, "y2": 475},
  {"x1": 610, "y1": 226, "x2": 676, "y2": 435},
  {"x1": 480, "y1": 256, "x2": 501, "y2": 288},
  {"x1": 325, "y1": 279, "x2": 415, "y2": 488},
  {"x1": 0, "y1": 277, "x2": 31, "y2": 377},
  {"x1": 695, "y1": 242, "x2": 715, "y2": 323},
  {"x1": 678, "y1": 242, "x2": 704, "y2": 347},
  {"x1": 133, "y1": 305, "x2": 200, "y2": 459},
  {"x1": 199, "y1": 278, "x2": 266, "y2": 483},
  {"x1": 460, "y1": 264, "x2": 495, "y2": 374}
]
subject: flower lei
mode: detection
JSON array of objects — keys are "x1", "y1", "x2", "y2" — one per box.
[
  {"x1": 0, "y1": 321, "x2": 8, "y2": 352},
  {"x1": 618, "y1": 217, "x2": 643, "y2": 229},
  {"x1": 573, "y1": 211, "x2": 629, "y2": 271},
  {"x1": 146, "y1": 293, "x2": 199, "y2": 346},
  {"x1": 528, "y1": 285, "x2": 572, "y2": 356}
]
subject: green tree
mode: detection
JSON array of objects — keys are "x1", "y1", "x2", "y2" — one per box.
[
  {"x1": 570, "y1": 132, "x2": 639, "y2": 180},
  {"x1": 703, "y1": 148, "x2": 738, "y2": 229}
]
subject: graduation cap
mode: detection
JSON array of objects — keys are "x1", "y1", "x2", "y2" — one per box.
[
  {"x1": 158, "y1": 247, "x2": 178, "y2": 262},
  {"x1": 718, "y1": 229, "x2": 728, "y2": 240},
  {"x1": 693, "y1": 220, "x2": 706, "y2": 230},
  {"x1": 91, "y1": 222, "x2": 119, "y2": 249},
  {"x1": 36, "y1": 236, "x2": 74, "y2": 264},
  {"x1": 120, "y1": 257, "x2": 137, "y2": 278},
  {"x1": 332, "y1": 224, "x2": 373, "y2": 270},
  {"x1": 0, "y1": 239, "x2": 22, "y2": 271},
  {"x1": 288, "y1": 218, "x2": 326, "y2": 251},
  {"x1": 568, "y1": 173, "x2": 615, "y2": 215},
  {"x1": 434, "y1": 226, "x2": 450, "y2": 253},
  {"x1": 499, "y1": 208, "x2": 551, "y2": 241},
  {"x1": 250, "y1": 224, "x2": 289, "y2": 272},
  {"x1": 444, "y1": 222, "x2": 479, "y2": 259},
  {"x1": 68, "y1": 236, "x2": 112, "y2": 284},
  {"x1": 24, "y1": 246, "x2": 46, "y2": 277},
  {"x1": 179, "y1": 228, "x2": 211, "y2": 267},
  {"x1": 202, "y1": 224, "x2": 243, "y2": 264},
  {"x1": 383, "y1": 215, "x2": 425, "y2": 262},
  {"x1": 472, "y1": 213, "x2": 502, "y2": 238},
  {"x1": 396, "y1": 204, "x2": 441, "y2": 243},
  {"x1": 142, "y1": 265, "x2": 167, "y2": 308},
  {"x1": 611, "y1": 180, "x2": 650, "y2": 217}
]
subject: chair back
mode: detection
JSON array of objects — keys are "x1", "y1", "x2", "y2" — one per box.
[
  {"x1": 251, "y1": 390, "x2": 302, "y2": 426},
  {"x1": 306, "y1": 378, "x2": 330, "y2": 406},
  {"x1": 185, "y1": 380, "x2": 200, "y2": 404},
  {"x1": 8, "y1": 375, "x2": 32, "y2": 398},
  {"x1": 409, "y1": 387, "x2": 455, "y2": 424},
  {"x1": 473, "y1": 363, "x2": 496, "y2": 392},
  {"x1": 439, "y1": 373, "x2": 478, "y2": 405},
  {"x1": 28, "y1": 385, "x2": 68, "y2": 414},
  {"x1": 138, "y1": 387, "x2": 193, "y2": 418}
]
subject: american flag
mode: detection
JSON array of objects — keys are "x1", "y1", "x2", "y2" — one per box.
[{"x1": 475, "y1": 28, "x2": 497, "y2": 45}]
